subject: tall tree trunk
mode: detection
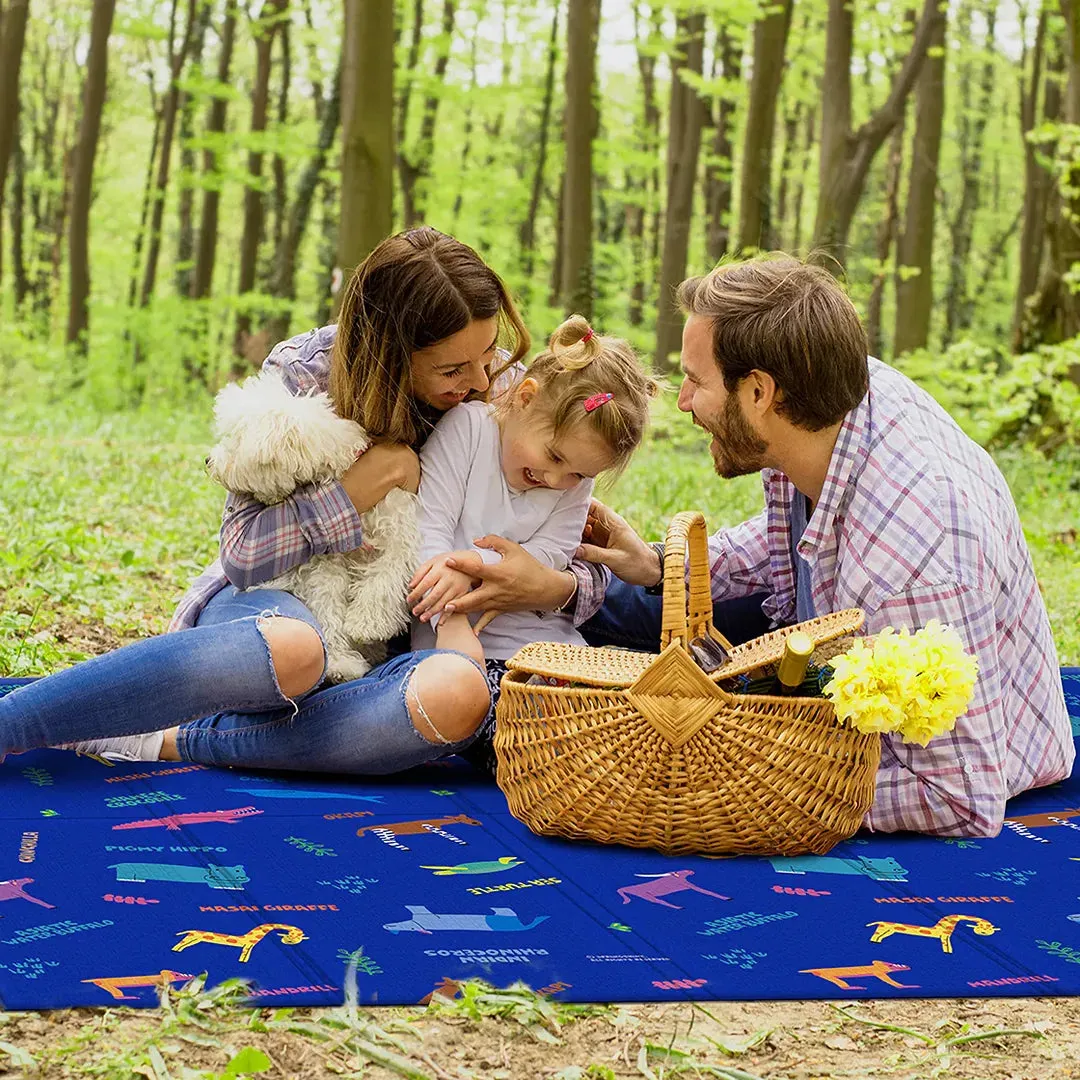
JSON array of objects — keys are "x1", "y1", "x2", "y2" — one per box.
[
  {"x1": 549, "y1": 174, "x2": 565, "y2": 308},
  {"x1": 893, "y1": 7, "x2": 947, "y2": 355},
  {"x1": 1013, "y1": 7, "x2": 1052, "y2": 347},
  {"x1": 10, "y1": 118, "x2": 28, "y2": 307},
  {"x1": 942, "y1": 0, "x2": 996, "y2": 344},
  {"x1": 737, "y1": 0, "x2": 793, "y2": 252},
  {"x1": 337, "y1": 0, "x2": 394, "y2": 285},
  {"x1": 265, "y1": 65, "x2": 341, "y2": 346},
  {"x1": 175, "y1": 0, "x2": 210, "y2": 298},
  {"x1": 0, "y1": 0, "x2": 30, "y2": 284},
  {"x1": 560, "y1": 0, "x2": 601, "y2": 317},
  {"x1": 519, "y1": 1, "x2": 560, "y2": 290},
  {"x1": 450, "y1": 35, "x2": 478, "y2": 228},
  {"x1": 66, "y1": 0, "x2": 116, "y2": 350},
  {"x1": 127, "y1": 88, "x2": 162, "y2": 309},
  {"x1": 192, "y1": 1, "x2": 237, "y2": 300},
  {"x1": 704, "y1": 26, "x2": 741, "y2": 265},
  {"x1": 629, "y1": 2, "x2": 662, "y2": 324},
  {"x1": 792, "y1": 105, "x2": 815, "y2": 253},
  {"x1": 269, "y1": 11, "x2": 291, "y2": 270},
  {"x1": 865, "y1": 119, "x2": 905, "y2": 358},
  {"x1": 654, "y1": 11, "x2": 706, "y2": 372},
  {"x1": 1052, "y1": 0, "x2": 1080, "y2": 341},
  {"x1": 139, "y1": 0, "x2": 199, "y2": 307},
  {"x1": 234, "y1": 0, "x2": 288, "y2": 352},
  {"x1": 812, "y1": 0, "x2": 944, "y2": 268},
  {"x1": 398, "y1": 0, "x2": 457, "y2": 227},
  {"x1": 774, "y1": 99, "x2": 802, "y2": 252}
]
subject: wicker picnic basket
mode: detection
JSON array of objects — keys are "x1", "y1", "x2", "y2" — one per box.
[{"x1": 493, "y1": 511, "x2": 881, "y2": 856}]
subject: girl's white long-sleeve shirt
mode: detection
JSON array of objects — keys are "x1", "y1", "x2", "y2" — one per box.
[{"x1": 411, "y1": 401, "x2": 591, "y2": 661}]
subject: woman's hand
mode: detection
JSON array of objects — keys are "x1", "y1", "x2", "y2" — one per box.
[
  {"x1": 575, "y1": 499, "x2": 662, "y2": 587},
  {"x1": 408, "y1": 551, "x2": 483, "y2": 622},
  {"x1": 444, "y1": 536, "x2": 577, "y2": 631},
  {"x1": 340, "y1": 443, "x2": 421, "y2": 513}
]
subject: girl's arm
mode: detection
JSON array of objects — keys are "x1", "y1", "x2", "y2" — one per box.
[{"x1": 519, "y1": 481, "x2": 594, "y2": 572}]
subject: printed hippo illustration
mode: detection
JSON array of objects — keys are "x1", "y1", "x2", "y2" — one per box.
[
  {"x1": 109, "y1": 863, "x2": 249, "y2": 891},
  {"x1": 768, "y1": 855, "x2": 908, "y2": 882},
  {"x1": 616, "y1": 869, "x2": 730, "y2": 909},
  {"x1": 420, "y1": 858, "x2": 523, "y2": 876},
  {"x1": 382, "y1": 905, "x2": 549, "y2": 934}
]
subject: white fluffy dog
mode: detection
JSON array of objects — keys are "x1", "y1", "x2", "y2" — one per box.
[{"x1": 206, "y1": 370, "x2": 419, "y2": 683}]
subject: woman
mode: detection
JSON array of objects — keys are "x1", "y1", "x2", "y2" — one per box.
[{"x1": 1, "y1": 228, "x2": 600, "y2": 773}]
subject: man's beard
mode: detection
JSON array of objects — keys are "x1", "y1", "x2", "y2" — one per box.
[{"x1": 701, "y1": 392, "x2": 769, "y2": 479}]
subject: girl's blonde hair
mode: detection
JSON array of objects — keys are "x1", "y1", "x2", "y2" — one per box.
[
  {"x1": 513, "y1": 314, "x2": 660, "y2": 475},
  {"x1": 330, "y1": 227, "x2": 530, "y2": 446}
]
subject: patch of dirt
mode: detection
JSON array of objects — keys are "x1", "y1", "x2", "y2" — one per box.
[{"x1": 4, "y1": 996, "x2": 1080, "y2": 1079}]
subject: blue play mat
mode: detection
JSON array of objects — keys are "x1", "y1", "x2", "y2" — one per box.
[{"x1": 1, "y1": 670, "x2": 1079, "y2": 1010}]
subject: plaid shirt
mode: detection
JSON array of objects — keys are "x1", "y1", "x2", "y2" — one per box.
[
  {"x1": 696, "y1": 358, "x2": 1072, "y2": 837},
  {"x1": 170, "y1": 325, "x2": 608, "y2": 634}
]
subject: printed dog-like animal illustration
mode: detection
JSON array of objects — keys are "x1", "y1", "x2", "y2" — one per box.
[
  {"x1": 382, "y1": 905, "x2": 549, "y2": 934},
  {"x1": 616, "y1": 870, "x2": 730, "y2": 909},
  {"x1": 206, "y1": 370, "x2": 419, "y2": 682},
  {"x1": 798, "y1": 959, "x2": 920, "y2": 990},
  {"x1": 0, "y1": 878, "x2": 55, "y2": 909},
  {"x1": 109, "y1": 862, "x2": 249, "y2": 891},
  {"x1": 866, "y1": 914, "x2": 1000, "y2": 954},
  {"x1": 357, "y1": 815, "x2": 481, "y2": 850},
  {"x1": 172, "y1": 922, "x2": 307, "y2": 963},
  {"x1": 1004, "y1": 808, "x2": 1080, "y2": 829},
  {"x1": 81, "y1": 970, "x2": 194, "y2": 1001},
  {"x1": 769, "y1": 855, "x2": 908, "y2": 882},
  {"x1": 112, "y1": 806, "x2": 263, "y2": 831}
]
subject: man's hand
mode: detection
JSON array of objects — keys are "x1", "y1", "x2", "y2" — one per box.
[
  {"x1": 443, "y1": 535, "x2": 576, "y2": 633},
  {"x1": 408, "y1": 550, "x2": 483, "y2": 622},
  {"x1": 576, "y1": 499, "x2": 662, "y2": 587}
]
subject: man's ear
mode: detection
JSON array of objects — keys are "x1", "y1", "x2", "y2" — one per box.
[
  {"x1": 745, "y1": 370, "x2": 780, "y2": 416},
  {"x1": 516, "y1": 377, "x2": 540, "y2": 409}
]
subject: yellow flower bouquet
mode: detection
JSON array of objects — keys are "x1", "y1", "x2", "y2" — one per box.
[{"x1": 822, "y1": 619, "x2": 979, "y2": 746}]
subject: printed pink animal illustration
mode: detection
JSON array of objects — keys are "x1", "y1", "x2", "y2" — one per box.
[
  {"x1": 0, "y1": 878, "x2": 55, "y2": 909},
  {"x1": 112, "y1": 807, "x2": 263, "y2": 831},
  {"x1": 616, "y1": 870, "x2": 730, "y2": 910}
]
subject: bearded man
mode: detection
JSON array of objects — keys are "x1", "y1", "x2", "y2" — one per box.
[{"x1": 570, "y1": 256, "x2": 1073, "y2": 838}]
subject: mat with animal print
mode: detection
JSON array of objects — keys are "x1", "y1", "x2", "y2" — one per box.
[{"x1": 1, "y1": 669, "x2": 1079, "y2": 1009}]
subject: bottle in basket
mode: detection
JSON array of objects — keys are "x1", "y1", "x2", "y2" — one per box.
[{"x1": 771, "y1": 631, "x2": 814, "y2": 695}]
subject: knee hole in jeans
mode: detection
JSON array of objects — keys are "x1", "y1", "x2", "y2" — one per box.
[
  {"x1": 257, "y1": 616, "x2": 326, "y2": 700},
  {"x1": 407, "y1": 654, "x2": 490, "y2": 745}
]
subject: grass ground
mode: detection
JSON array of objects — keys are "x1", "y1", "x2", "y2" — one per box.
[{"x1": 2, "y1": 382, "x2": 1079, "y2": 1078}]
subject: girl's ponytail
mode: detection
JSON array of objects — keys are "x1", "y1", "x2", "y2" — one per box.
[{"x1": 547, "y1": 314, "x2": 603, "y2": 371}]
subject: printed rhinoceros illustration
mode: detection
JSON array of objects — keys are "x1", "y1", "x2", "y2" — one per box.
[{"x1": 382, "y1": 905, "x2": 549, "y2": 934}]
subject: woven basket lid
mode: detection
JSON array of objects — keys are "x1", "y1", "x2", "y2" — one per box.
[{"x1": 507, "y1": 607, "x2": 866, "y2": 689}]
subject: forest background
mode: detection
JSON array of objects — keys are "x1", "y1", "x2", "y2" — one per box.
[{"x1": 1, "y1": 3, "x2": 1080, "y2": 1075}]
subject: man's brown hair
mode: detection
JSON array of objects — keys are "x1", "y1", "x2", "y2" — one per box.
[
  {"x1": 330, "y1": 227, "x2": 530, "y2": 445},
  {"x1": 677, "y1": 255, "x2": 869, "y2": 431}
]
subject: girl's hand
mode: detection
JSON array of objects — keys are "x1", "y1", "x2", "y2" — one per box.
[
  {"x1": 408, "y1": 551, "x2": 483, "y2": 621},
  {"x1": 341, "y1": 443, "x2": 421, "y2": 513}
]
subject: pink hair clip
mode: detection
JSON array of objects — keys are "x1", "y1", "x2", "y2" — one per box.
[
  {"x1": 583, "y1": 392, "x2": 614, "y2": 413},
  {"x1": 581, "y1": 328, "x2": 595, "y2": 344}
]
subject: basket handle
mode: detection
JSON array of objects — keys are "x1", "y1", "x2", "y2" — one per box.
[{"x1": 659, "y1": 511, "x2": 734, "y2": 653}]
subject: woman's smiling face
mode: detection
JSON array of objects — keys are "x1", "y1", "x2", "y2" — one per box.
[{"x1": 410, "y1": 317, "x2": 500, "y2": 411}]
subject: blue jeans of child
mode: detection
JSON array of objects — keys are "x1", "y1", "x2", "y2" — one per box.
[
  {"x1": 580, "y1": 576, "x2": 772, "y2": 651},
  {"x1": 0, "y1": 586, "x2": 479, "y2": 773}
]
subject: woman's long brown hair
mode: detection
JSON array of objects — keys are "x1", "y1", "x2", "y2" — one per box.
[{"x1": 329, "y1": 227, "x2": 530, "y2": 445}]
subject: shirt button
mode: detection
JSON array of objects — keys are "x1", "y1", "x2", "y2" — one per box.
[{"x1": 964, "y1": 764, "x2": 974, "y2": 775}]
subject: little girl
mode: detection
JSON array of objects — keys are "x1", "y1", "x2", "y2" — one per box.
[{"x1": 405, "y1": 315, "x2": 659, "y2": 768}]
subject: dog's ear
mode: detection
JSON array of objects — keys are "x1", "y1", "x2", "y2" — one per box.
[{"x1": 206, "y1": 371, "x2": 369, "y2": 503}]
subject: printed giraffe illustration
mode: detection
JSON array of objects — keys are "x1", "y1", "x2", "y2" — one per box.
[
  {"x1": 0, "y1": 878, "x2": 55, "y2": 909},
  {"x1": 798, "y1": 960, "x2": 920, "y2": 990},
  {"x1": 81, "y1": 970, "x2": 194, "y2": 1001},
  {"x1": 172, "y1": 923, "x2": 307, "y2": 963},
  {"x1": 616, "y1": 870, "x2": 730, "y2": 909},
  {"x1": 866, "y1": 914, "x2": 1000, "y2": 954}
]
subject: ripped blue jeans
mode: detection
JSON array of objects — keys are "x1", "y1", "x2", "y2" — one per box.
[{"x1": 0, "y1": 586, "x2": 481, "y2": 773}]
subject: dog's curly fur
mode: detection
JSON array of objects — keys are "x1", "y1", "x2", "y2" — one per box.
[{"x1": 206, "y1": 371, "x2": 419, "y2": 682}]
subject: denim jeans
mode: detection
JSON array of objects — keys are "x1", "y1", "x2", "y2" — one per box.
[
  {"x1": 0, "y1": 586, "x2": 480, "y2": 773},
  {"x1": 580, "y1": 576, "x2": 772, "y2": 651}
]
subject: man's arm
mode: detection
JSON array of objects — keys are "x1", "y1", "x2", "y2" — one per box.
[{"x1": 862, "y1": 582, "x2": 1008, "y2": 838}]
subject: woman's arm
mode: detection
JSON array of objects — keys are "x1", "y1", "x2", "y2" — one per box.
[{"x1": 220, "y1": 444, "x2": 420, "y2": 590}]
